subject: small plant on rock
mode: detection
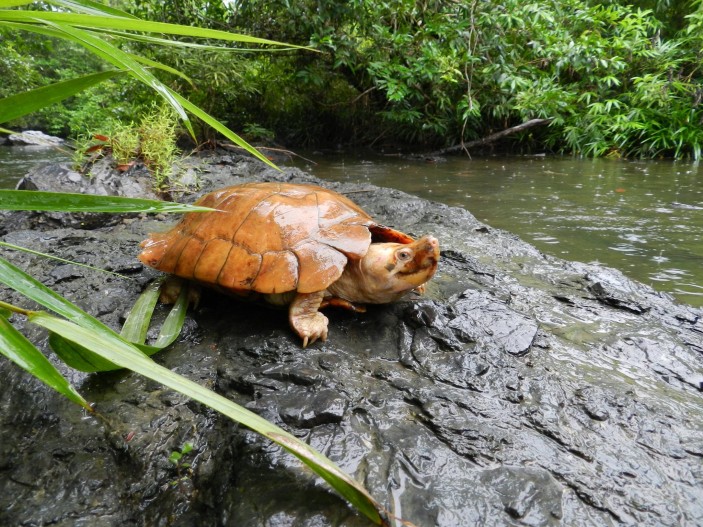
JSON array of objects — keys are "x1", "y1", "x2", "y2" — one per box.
[
  {"x1": 138, "y1": 105, "x2": 180, "y2": 190},
  {"x1": 74, "y1": 106, "x2": 180, "y2": 190}
]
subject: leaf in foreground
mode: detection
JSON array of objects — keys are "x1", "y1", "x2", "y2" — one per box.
[
  {"x1": 0, "y1": 314, "x2": 90, "y2": 410},
  {"x1": 0, "y1": 190, "x2": 216, "y2": 213},
  {"x1": 0, "y1": 70, "x2": 123, "y2": 124},
  {"x1": 29, "y1": 313, "x2": 385, "y2": 525},
  {"x1": 0, "y1": 257, "x2": 386, "y2": 523}
]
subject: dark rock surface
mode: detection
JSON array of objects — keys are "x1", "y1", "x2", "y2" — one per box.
[{"x1": 1, "y1": 153, "x2": 702, "y2": 527}]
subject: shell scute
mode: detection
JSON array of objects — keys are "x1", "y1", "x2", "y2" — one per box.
[
  {"x1": 193, "y1": 239, "x2": 233, "y2": 283},
  {"x1": 252, "y1": 251, "x2": 299, "y2": 292},
  {"x1": 292, "y1": 240, "x2": 348, "y2": 294},
  {"x1": 217, "y1": 244, "x2": 262, "y2": 290}
]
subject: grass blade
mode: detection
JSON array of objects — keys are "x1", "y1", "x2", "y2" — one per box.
[
  {"x1": 0, "y1": 190, "x2": 216, "y2": 213},
  {"x1": 46, "y1": 0, "x2": 140, "y2": 19},
  {"x1": 169, "y1": 89, "x2": 278, "y2": 169},
  {"x1": 29, "y1": 312, "x2": 385, "y2": 525},
  {"x1": 0, "y1": 241, "x2": 132, "y2": 280},
  {"x1": 0, "y1": 315, "x2": 90, "y2": 410},
  {"x1": 0, "y1": 11, "x2": 308, "y2": 48},
  {"x1": 120, "y1": 279, "x2": 162, "y2": 344},
  {"x1": 0, "y1": 70, "x2": 123, "y2": 124}
]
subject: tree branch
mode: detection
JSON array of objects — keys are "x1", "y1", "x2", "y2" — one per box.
[{"x1": 428, "y1": 118, "x2": 552, "y2": 156}]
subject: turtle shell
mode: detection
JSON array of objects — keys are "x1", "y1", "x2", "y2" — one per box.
[{"x1": 138, "y1": 182, "x2": 413, "y2": 294}]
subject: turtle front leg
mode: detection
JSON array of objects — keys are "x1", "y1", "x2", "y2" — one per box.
[
  {"x1": 159, "y1": 276, "x2": 201, "y2": 308},
  {"x1": 289, "y1": 291, "x2": 328, "y2": 347}
]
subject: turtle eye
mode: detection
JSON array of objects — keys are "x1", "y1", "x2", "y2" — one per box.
[{"x1": 397, "y1": 248, "x2": 413, "y2": 261}]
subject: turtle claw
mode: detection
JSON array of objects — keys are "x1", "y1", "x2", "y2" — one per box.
[
  {"x1": 290, "y1": 292, "x2": 328, "y2": 347},
  {"x1": 296, "y1": 315, "x2": 328, "y2": 348}
]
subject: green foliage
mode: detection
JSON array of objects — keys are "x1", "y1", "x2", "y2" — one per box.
[
  {"x1": 168, "y1": 442, "x2": 194, "y2": 468},
  {"x1": 73, "y1": 106, "x2": 181, "y2": 189},
  {"x1": 4, "y1": 1, "x2": 703, "y2": 156},
  {"x1": 138, "y1": 105, "x2": 180, "y2": 188},
  {"x1": 225, "y1": 0, "x2": 703, "y2": 157}
]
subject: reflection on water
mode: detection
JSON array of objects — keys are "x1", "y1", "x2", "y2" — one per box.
[{"x1": 293, "y1": 154, "x2": 703, "y2": 307}]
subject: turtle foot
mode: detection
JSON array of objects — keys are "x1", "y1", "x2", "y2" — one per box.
[
  {"x1": 289, "y1": 291, "x2": 328, "y2": 347},
  {"x1": 159, "y1": 276, "x2": 201, "y2": 308},
  {"x1": 292, "y1": 312, "x2": 329, "y2": 348}
]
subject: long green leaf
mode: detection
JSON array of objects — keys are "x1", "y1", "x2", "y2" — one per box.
[
  {"x1": 42, "y1": 20, "x2": 188, "y2": 122},
  {"x1": 0, "y1": 190, "x2": 215, "y2": 213},
  {"x1": 0, "y1": 11, "x2": 308, "y2": 48},
  {"x1": 96, "y1": 28, "x2": 300, "y2": 52},
  {"x1": 151, "y1": 283, "x2": 190, "y2": 349},
  {"x1": 0, "y1": 70, "x2": 123, "y2": 124},
  {"x1": 169, "y1": 89, "x2": 278, "y2": 169},
  {"x1": 29, "y1": 312, "x2": 385, "y2": 525},
  {"x1": 46, "y1": 0, "x2": 140, "y2": 19},
  {"x1": 49, "y1": 332, "x2": 121, "y2": 371},
  {"x1": 0, "y1": 1, "x2": 34, "y2": 7},
  {"x1": 126, "y1": 52, "x2": 194, "y2": 87},
  {"x1": 120, "y1": 279, "x2": 162, "y2": 344},
  {"x1": 0, "y1": 315, "x2": 90, "y2": 410},
  {"x1": 0, "y1": 241, "x2": 132, "y2": 280}
]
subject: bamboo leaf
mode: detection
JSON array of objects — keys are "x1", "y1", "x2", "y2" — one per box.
[
  {"x1": 126, "y1": 52, "x2": 194, "y2": 87},
  {"x1": 0, "y1": 11, "x2": 308, "y2": 49},
  {"x1": 29, "y1": 312, "x2": 385, "y2": 525},
  {"x1": 0, "y1": 70, "x2": 123, "y2": 124},
  {"x1": 0, "y1": 316, "x2": 91, "y2": 410},
  {"x1": 48, "y1": 332, "x2": 121, "y2": 372},
  {"x1": 152, "y1": 283, "x2": 190, "y2": 349},
  {"x1": 0, "y1": 190, "x2": 216, "y2": 213},
  {"x1": 169, "y1": 89, "x2": 279, "y2": 169},
  {"x1": 96, "y1": 28, "x2": 299, "y2": 53},
  {"x1": 120, "y1": 279, "x2": 162, "y2": 345},
  {"x1": 41, "y1": 20, "x2": 188, "y2": 122},
  {"x1": 0, "y1": 1, "x2": 35, "y2": 7},
  {"x1": 0, "y1": 241, "x2": 132, "y2": 280},
  {"x1": 46, "y1": 0, "x2": 140, "y2": 19}
]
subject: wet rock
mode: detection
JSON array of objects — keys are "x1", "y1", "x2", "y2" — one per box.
[
  {"x1": 1, "y1": 152, "x2": 702, "y2": 527},
  {"x1": 7, "y1": 130, "x2": 64, "y2": 146}
]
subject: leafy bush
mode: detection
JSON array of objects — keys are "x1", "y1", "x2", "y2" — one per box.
[
  {"x1": 227, "y1": 0, "x2": 703, "y2": 157},
  {"x1": 5, "y1": 0, "x2": 702, "y2": 157}
]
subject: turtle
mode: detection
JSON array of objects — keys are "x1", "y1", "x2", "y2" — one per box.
[{"x1": 138, "y1": 182, "x2": 440, "y2": 346}]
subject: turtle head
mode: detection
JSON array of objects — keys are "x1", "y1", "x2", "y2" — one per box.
[{"x1": 330, "y1": 235, "x2": 440, "y2": 304}]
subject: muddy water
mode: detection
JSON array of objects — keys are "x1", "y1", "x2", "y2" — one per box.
[{"x1": 294, "y1": 154, "x2": 703, "y2": 307}]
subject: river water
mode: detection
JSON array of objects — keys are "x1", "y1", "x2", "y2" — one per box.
[
  {"x1": 1, "y1": 145, "x2": 702, "y2": 306},
  {"x1": 293, "y1": 153, "x2": 703, "y2": 307}
]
